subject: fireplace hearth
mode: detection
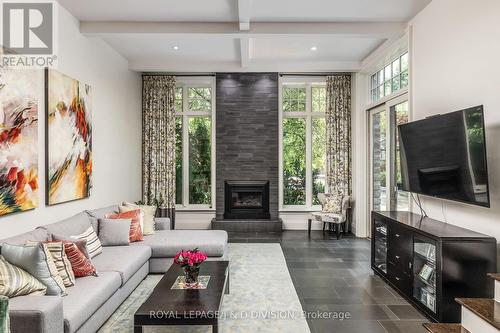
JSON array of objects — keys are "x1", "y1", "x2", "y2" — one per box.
[{"x1": 224, "y1": 180, "x2": 270, "y2": 219}]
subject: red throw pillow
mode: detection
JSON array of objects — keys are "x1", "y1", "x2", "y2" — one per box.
[
  {"x1": 62, "y1": 241, "x2": 98, "y2": 277},
  {"x1": 106, "y1": 209, "x2": 144, "y2": 242}
]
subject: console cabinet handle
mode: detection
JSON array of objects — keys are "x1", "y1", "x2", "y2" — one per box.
[
  {"x1": 395, "y1": 233, "x2": 400, "y2": 238},
  {"x1": 395, "y1": 255, "x2": 400, "y2": 259},
  {"x1": 395, "y1": 276, "x2": 401, "y2": 281}
]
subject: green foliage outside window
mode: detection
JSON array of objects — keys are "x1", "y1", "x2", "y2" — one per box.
[
  {"x1": 283, "y1": 87, "x2": 306, "y2": 112},
  {"x1": 283, "y1": 118, "x2": 306, "y2": 205},
  {"x1": 189, "y1": 117, "x2": 211, "y2": 204},
  {"x1": 188, "y1": 88, "x2": 211, "y2": 111}
]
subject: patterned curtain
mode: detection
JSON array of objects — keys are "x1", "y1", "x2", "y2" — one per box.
[
  {"x1": 142, "y1": 75, "x2": 176, "y2": 224},
  {"x1": 325, "y1": 75, "x2": 352, "y2": 197}
]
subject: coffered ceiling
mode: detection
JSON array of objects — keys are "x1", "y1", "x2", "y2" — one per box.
[{"x1": 57, "y1": 0, "x2": 432, "y2": 72}]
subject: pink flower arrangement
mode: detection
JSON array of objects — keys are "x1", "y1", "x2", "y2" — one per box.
[{"x1": 173, "y1": 248, "x2": 207, "y2": 267}]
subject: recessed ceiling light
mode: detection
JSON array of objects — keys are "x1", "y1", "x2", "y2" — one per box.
[
  {"x1": 311, "y1": 46, "x2": 318, "y2": 51},
  {"x1": 173, "y1": 46, "x2": 179, "y2": 51}
]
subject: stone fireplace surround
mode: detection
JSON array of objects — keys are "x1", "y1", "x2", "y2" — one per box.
[{"x1": 212, "y1": 73, "x2": 282, "y2": 232}]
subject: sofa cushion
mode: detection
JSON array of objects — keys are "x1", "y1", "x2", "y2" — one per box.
[
  {"x1": 0, "y1": 229, "x2": 49, "y2": 246},
  {"x1": 86, "y1": 205, "x2": 119, "y2": 233},
  {"x1": 41, "y1": 212, "x2": 92, "y2": 238},
  {"x1": 8, "y1": 295, "x2": 64, "y2": 333},
  {"x1": 91, "y1": 245, "x2": 151, "y2": 286},
  {"x1": 131, "y1": 230, "x2": 227, "y2": 257},
  {"x1": 63, "y1": 271, "x2": 121, "y2": 333},
  {"x1": 86, "y1": 205, "x2": 119, "y2": 219}
]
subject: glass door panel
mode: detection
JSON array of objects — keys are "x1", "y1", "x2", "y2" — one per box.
[
  {"x1": 390, "y1": 101, "x2": 410, "y2": 211},
  {"x1": 371, "y1": 109, "x2": 388, "y2": 212},
  {"x1": 373, "y1": 218, "x2": 388, "y2": 273},
  {"x1": 413, "y1": 237, "x2": 437, "y2": 313}
]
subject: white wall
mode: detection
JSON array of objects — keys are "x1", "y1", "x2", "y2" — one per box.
[
  {"x1": 409, "y1": 0, "x2": 500, "y2": 246},
  {"x1": 0, "y1": 4, "x2": 141, "y2": 239}
]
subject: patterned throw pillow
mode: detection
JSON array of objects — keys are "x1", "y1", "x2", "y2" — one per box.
[
  {"x1": 26, "y1": 241, "x2": 75, "y2": 287},
  {"x1": 62, "y1": 242, "x2": 98, "y2": 278},
  {"x1": 0, "y1": 255, "x2": 47, "y2": 297},
  {"x1": 70, "y1": 226, "x2": 103, "y2": 258},
  {"x1": 120, "y1": 202, "x2": 157, "y2": 235},
  {"x1": 323, "y1": 192, "x2": 344, "y2": 214},
  {"x1": 106, "y1": 209, "x2": 144, "y2": 242}
]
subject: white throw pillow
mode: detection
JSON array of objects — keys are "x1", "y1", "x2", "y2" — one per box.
[{"x1": 120, "y1": 202, "x2": 156, "y2": 235}]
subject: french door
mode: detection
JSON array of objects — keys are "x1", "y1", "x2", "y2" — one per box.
[{"x1": 369, "y1": 95, "x2": 410, "y2": 218}]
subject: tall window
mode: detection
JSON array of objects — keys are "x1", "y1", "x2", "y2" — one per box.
[
  {"x1": 280, "y1": 79, "x2": 326, "y2": 209},
  {"x1": 175, "y1": 78, "x2": 215, "y2": 209},
  {"x1": 370, "y1": 52, "x2": 409, "y2": 102}
]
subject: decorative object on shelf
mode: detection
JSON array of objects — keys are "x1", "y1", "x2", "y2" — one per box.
[
  {"x1": 45, "y1": 69, "x2": 92, "y2": 205},
  {"x1": 419, "y1": 263, "x2": 434, "y2": 282},
  {"x1": 0, "y1": 69, "x2": 40, "y2": 217},
  {"x1": 173, "y1": 248, "x2": 207, "y2": 287}
]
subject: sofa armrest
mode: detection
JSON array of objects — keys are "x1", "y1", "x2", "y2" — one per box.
[
  {"x1": 154, "y1": 217, "x2": 171, "y2": 230},
  {"x1": 8, "y1": 296, "x2": 63, "y2": 333}
]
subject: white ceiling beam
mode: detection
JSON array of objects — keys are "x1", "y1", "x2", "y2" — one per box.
[
  {"x1": 128, "y1": 59, "x2": 361, "y2": 72},
  {"x1": 80, "y1": 22, "x2": 405, "y2": 39},
  {"x1": 237, "y1": 0, "x2": 251, "y2": 31},
  {"x1": 239, "y1": 37, "x2": 250, "y2": 68}
]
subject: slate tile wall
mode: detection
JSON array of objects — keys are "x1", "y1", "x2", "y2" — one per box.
[{"x1": 215, "y1": 73, "x2": 279, "y2": 219}]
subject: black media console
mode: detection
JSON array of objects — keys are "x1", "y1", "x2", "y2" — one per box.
[{"x1": 371, "y1": 211, "x2": 496, "y2": 322}]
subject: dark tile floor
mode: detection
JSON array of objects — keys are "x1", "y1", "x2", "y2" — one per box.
[{"x1": 228, "y1": 230, "x2": 428, "y2": 333}]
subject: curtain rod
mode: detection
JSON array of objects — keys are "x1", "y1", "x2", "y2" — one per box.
[
  {"x1": 142, "y1": 73, "x2": 216, "y2": 77},
  {"x1": 279, "y1": 73, "x2": 351, "y2": 77}
]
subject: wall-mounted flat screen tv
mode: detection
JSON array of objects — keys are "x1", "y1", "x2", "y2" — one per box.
[{"x1": 398, "y1": 105, "x2": 490, "y2": 207}]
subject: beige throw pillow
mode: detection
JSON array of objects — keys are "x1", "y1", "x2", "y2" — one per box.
[
  {"x1": 121, "y1": 202, "x2": 156, "y2": 235},
  {"x1": 0, "y1": 255, "x2": 47, "y2": 297}
]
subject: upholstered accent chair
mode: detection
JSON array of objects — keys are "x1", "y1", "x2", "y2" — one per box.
[{"x1": 308, "y1": 193, "x2": 352, "y2": 239}]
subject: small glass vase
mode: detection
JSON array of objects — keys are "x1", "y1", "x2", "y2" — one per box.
[{"x1": 183, "y1": 265, "x2": 200, "y2": 286}]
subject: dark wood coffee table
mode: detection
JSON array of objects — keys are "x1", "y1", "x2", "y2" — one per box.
[{"x1": 134, "y1": 261, "x2": 229, "y2": 333}]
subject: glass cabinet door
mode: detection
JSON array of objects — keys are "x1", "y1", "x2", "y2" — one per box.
[
  {"x1": 413, "y1": 237, "x2": 437, "y2": 313},
  {"x1": 373, "y1": 218, "x2": 388, "y2": 273}
]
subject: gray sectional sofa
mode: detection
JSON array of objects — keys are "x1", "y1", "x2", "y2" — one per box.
[{"x1": 0, "y1": 205, "x2": 228, "y2": 333}]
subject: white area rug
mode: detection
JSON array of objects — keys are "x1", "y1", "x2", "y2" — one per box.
[{"x1": 99, "y1": 243, "x2": 310, "y2": 333}]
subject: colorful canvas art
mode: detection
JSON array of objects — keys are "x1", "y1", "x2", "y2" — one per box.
[
  {"x1": 0, "y1": 69, "x2": 40, "y2": 216},
  {"x1": 46, "y1": 69, "x2": 92, "y2": 205}
]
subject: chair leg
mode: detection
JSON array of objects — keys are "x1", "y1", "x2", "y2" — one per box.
[
  {"x1": 336, "y1": 224, "x2": 341, "y2": 240},
  {"x1": 323, "y1": 222, "x2": 326, "y2": 232},
  {"x1": 308, "y1": 219, "x2": 312, "y2": 235}
]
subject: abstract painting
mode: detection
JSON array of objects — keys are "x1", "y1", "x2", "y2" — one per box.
[
  {"x1": 46, "y1": 69, "x2": 92, "y2": 205},
  {"x1": 0, "y1": 69, "x2": 40, "y2": 216}
]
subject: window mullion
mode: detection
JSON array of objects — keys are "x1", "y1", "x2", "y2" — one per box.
[
  {"x1": 182, "y1": 87, "x2": 189, "y2": 207},
  {"x1": 305, "y1": 84, "x2": 313, "y2": 208}
]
